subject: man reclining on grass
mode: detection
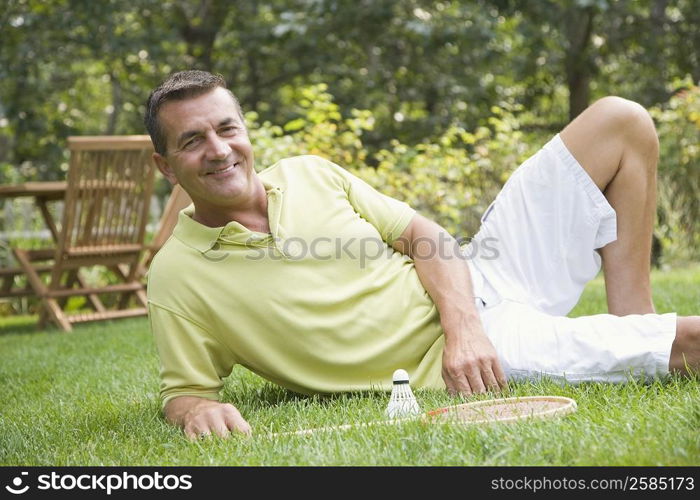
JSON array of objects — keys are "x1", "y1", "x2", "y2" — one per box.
[{"x1": 144, "y1": 70, "x2": 700, "y2": 439}]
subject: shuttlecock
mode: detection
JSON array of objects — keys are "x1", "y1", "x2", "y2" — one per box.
[{"x1": 386, "y1": 369, "x2": 422, "y2": 419}]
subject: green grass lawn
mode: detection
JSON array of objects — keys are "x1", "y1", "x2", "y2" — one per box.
[{"x1": 1, "y1": 266, "x2": 699, "y2": 466}]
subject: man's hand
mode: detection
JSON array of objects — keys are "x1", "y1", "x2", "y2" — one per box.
[
  {"x1": 164, "y1": 396, "x2": 252, "y2": 440},
  {"x1": 442, "y1": 322, "x2": 507, "y2": 395}
]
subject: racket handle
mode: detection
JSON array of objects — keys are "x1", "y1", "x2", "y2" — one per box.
[{"x1": 425, "y1": 408, "x2": 449, "y2": 416}]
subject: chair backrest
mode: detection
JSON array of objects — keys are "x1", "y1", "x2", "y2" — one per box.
[
  {"x1": 58, "y1": 136, "x2": 157, "y2": 258},
  {"x1": 151, "y1": 184, "x2": 192, "y2": 252}
]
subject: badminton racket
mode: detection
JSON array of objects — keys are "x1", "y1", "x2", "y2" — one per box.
[{"x1": 268, "y1": 395, "x2": 577, "y2": 437}]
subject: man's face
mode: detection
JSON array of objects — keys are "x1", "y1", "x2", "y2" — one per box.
[{"x1": 153, "y1": 87, "x2": 256, "y2": 213}]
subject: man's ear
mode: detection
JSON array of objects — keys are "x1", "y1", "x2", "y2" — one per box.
[{"x1": 153, "y1": 152, "x2": 178, "y2": 185}]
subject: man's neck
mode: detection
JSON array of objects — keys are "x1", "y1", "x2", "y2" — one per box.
[{"x1": 192, "y1": 180, "x2": 270, "y2": 232}]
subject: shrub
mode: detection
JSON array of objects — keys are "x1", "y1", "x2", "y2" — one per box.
[
  {"x1": 249, "y1": 85, "x2": 536, "y2": 238},
  {"x1": 651, "y1": 78, "x2": 700, "y2": 264},
  {"x1": 251, "y1": 82, "x2": 700, "y2": 263}
]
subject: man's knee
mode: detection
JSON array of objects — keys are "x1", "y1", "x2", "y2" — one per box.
[
  {"x1": 591, "y1": 96, "x2": 658, "y2": 148},
  {"x1": 592, "y1": 96, "x2": 648, "y2": 120},
  {"x1": 591, "y1": 96, "x2": 656, "y2": 138}
]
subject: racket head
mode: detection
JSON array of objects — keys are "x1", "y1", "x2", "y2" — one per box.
[
  {"x1": 268, "y1": 395, "x2": 577, "y2": 438},
  {"x1": 424, "y1": 395, "x2": 577, "y2": 425}
]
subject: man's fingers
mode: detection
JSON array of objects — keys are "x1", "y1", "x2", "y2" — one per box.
[
  {"x1": 223, "y1": 409, "x2": 252, "y2": 437},
  {"x1": 444, "y1": 370, "x2": 472, "y2": 396},
  {"x1": 183, "y1": 401, "x2": 255, "y2": 440},
  {"x1": 481, "y1": 367, "x2": 501, "y2": 393},
  {"x1": 453, "y1": 362, "x2": 502, "y2": 395},
  {"x1": 213, "y1": 425, "x2": 231, "y2": 438},
  {"x1": 466, "y1": 367, "x2": 487, "y2": 394},
  {"x1": 444, "y1": 376, "x2": 457, "y2": 396},
  {"x1": 493, "y1": 361, "x2": 508, "y2": 390},
  {"x1": 184, "y1": 427, "x2": 211, "y2": 441},
  {"x1": 184, "y1": 413, "x2": 228, "y2": 440}
]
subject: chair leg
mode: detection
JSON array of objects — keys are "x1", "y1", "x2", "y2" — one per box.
[
  {"x1": 58, "y1": 268, "x2": 107, "y2": 313},
  {"x1": 134, "y1": 288, "x2": 148, "y2": 308},
  {"x1": 13, "y1": 249, "x2": 72, "y2": 332},
  {"x1": 38, "y1": 307, "x2": 49, "y2": 329},
  {"x1": 43, "y1": 297, "x2": 73, "y2": 332},
  {"x1": 112, "y1": 264, "x2": 147, "y2": 309},
  {"x1": 111, "y1": 265, "x2": 130, "y2": 309},
  {"x1": 75, "y1": 271, "x2": 106, "y2": 313},
  {"x1": 58, "y1": 270, "x2": 78, "y2": 309},
  {"x1": 1, "y1": 275, "x2": 13, "y2": 295}
]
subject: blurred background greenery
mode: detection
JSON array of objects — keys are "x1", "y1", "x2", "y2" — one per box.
[{"x1": 1, "y1": 0, "x2": 699, "y2": 266}]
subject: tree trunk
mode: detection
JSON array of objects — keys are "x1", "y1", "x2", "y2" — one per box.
[
  {"x1": 246, "y1": 52, "x2": 261, "y2": 113},
  {"x1": 243, "y1": 2, "x2": 261, "y2": 113},
  {"x1": 564, "y1": 6, "x2": 595, "y2": 121},
  {"x1": 649, "y1": 0, "x2": 669, "y2": 103},
  {"x1": 106, "y1": 72, "x2": 122, "y2": 135},
  {"x1": 173, "y1": 0, "x2": 229, "y2": 69}
]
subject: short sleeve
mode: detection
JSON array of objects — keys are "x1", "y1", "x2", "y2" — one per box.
[
  {"x1": 326, "y1": 160, "x2": 416, "y2": 244},
  {"x1": 148, "y1": 303, "x2": 237, "y2": 408}
]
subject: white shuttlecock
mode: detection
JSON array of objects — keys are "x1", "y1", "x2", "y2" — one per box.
[{"x1": 386, "y1": 369, "x2": 422, "y2": 419}]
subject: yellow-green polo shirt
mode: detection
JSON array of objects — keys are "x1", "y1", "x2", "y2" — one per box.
[{"x1": 147, "y1": 155, "x2": 447, "y2": 406}]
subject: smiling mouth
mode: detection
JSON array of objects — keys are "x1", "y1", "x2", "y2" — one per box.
[{"x1": 205, "y1": 162, "x2": 239, "y2": 176}]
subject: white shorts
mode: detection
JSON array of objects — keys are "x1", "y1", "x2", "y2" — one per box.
[{"x1": 464, "y1": 134, "x2": 676, "y2": 383}]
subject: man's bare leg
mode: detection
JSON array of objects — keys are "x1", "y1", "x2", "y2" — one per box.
[
  {"x1": 559, "y1": 97, "x2": 700, "y2": 376},
  {"x1": 560, "y1": 96, "x2": 658, "y2": 315}
]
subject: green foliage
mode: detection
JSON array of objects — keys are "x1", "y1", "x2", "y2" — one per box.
[
  {"x1": 2, "y1": 0, "x2": 699, "y2": 177},
  {"x1": 652, "y1": 79, "x2": 700, "y2": 264},
  {"x1": 1, "y1": 0, "x2": 699, "y2": 260},
  {"x1": 250, "y1": 85, "x2": 536, "y2": 238},
  {"x1": 251, "y1": 82, "x2": 700, "y2": 262},
  {"x1": 249, "y1": 83, "x2": 374, "y2": 170},
  {"x1": 355, "y1": 104, "x2": 535, "y2": 237}
]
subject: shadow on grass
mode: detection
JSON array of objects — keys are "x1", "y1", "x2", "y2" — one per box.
[
  {"x1": 0, "y1": 315, "x2": 45, "y2": 336},
  {"x1": 0, "y1": 314, "x2": 151, "y2": 337},
  {"x1": 222, "y1": 380, "x2": 392, "y2": 411}
]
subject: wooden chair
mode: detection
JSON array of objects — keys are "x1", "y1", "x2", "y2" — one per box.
[
  {"x1": 0, "y1": 183, "x2": 67, "y2": 303},
  {"x1": 139, "y1": 183, "x2": 192, "y2": 277},
  {"x1": 12, "y1": 136, "x2": 157, "y2": 331}
]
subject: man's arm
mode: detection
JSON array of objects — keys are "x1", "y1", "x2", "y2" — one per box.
[
  {"x1": 164, "y1": 396, "x2": 252, "y2": 440},
  {"x1": 392, "y1": 214, "x2": 507, "y2": 395},
  {"x1": 148, "y1": 302, "x2": 249, "y2": 439}
]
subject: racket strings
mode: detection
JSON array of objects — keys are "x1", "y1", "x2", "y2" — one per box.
[{"x1": 429, "y1": 397, "x2": 575, "y2": 424}]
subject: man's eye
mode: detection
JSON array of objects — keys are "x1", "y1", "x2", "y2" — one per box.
[
  {"x1": 220, "y1": 126, "x2": 237, "y2": 135},
  {"x1": 183, "y1": 137, "x2": 202, "y2": 150}
]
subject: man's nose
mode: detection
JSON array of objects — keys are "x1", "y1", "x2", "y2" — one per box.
[{"x1": 205, "y1": 134, "x2": 231, "y2": 160}]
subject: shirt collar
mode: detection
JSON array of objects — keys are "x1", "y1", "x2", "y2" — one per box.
[{"x1": 172, "y1": 180, "x2": 283, "y2": 254}]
